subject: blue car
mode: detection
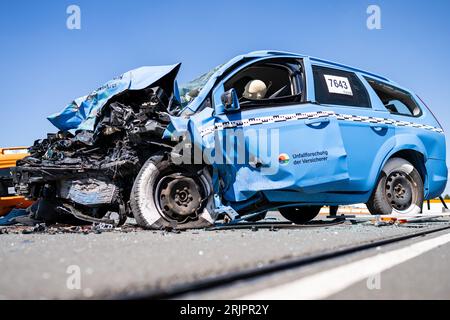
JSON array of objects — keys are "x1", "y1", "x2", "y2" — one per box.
[{"x1": 14, "y1": 51, "x2": 447, "y2": 229}]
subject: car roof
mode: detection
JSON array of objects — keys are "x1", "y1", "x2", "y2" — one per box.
[{"x1": 242, "y1": 50, "x2": 394, "y2": 84}]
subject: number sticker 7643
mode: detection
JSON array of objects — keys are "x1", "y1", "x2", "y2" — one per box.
[{"x1": 324, "y1": 75, "x2": 353, "y2": 96}]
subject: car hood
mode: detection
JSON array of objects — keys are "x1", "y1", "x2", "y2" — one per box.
[{"x1": 47, "y1": 64, "x2": 181, "y2": 132}]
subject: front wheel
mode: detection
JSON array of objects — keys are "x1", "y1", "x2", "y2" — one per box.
[
  {"x1": 130, "y1": 156, "x2": 214, "y2": 230},
  {"x1": 278, "y1": 206, "x2": 322, "y2": 224},
  {"x1": 366, "y1": 157, "x2": 423, "y2": 215}
]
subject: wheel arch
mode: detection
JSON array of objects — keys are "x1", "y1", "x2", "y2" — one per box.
[
  {"x1": 389, "y1": 149, "x2": 427, "y2": 187},
  {"x1": 367, "y1": 133, "x2": 429, "y2": 198}
]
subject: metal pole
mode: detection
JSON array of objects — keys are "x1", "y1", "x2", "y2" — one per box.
[
  {"x1": 440, "y1": 196, "x2": 448, "y2": 210},
  {"x1": 329, "y1": 206, "x2": 338, "y2": 217}
]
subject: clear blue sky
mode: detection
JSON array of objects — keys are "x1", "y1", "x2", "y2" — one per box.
[{"x1": 1, "y1": 0, "x2": 449, "y2": 193}]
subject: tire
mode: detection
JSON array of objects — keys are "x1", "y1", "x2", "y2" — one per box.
[
  {"x1": 130, "y1": 155, "x2": 214, "y2": 230},
  {"x1": 278, "y1": 206, "x2": 321, "y2": 224},
  {"x1": 367, "y1": 157, "x2": 423, "y2": 215}
]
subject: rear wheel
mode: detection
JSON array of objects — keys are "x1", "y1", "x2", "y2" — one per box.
[
  {"x1": 278, "y1": 206, "x2": 321, "y2": 224},
  {"x1": 130, "y1": 156, "x2": 214, "y2": 230},
  {"x1": 366, "y1": 157, "x2": 423, "y2": 215}
]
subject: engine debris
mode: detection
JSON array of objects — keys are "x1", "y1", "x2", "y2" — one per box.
[{"x1": 13, "y1": 85, "x2": 177, "y2": 226}]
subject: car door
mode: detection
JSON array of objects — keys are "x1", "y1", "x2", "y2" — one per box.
[
  {"x1": 311, "y1": 65, "x2": 395, "y2": 193},
  {"x1": 209, "y1": 58, "x2": 350, "y2": 203}
]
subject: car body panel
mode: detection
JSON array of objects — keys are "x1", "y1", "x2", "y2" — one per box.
[
  {"x1": 14, "y1": 50, "x2": 446, "y2": 225},
  {"x1": 212, "y1": 104, "x2": 349, "y2": 202},
  {"x1": 165, "y1": 51, "x2": 447, "y2": 208},
  {"x1": 48, "y1": 64, "x2": 181, "y2": 132},
  {"x1": 306, "y1": 56, "x2": 445, "y2": 201}
]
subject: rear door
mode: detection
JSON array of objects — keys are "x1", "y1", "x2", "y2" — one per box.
[{"x1": 311, "y1": 65, "x2": 396, "y2": 192}]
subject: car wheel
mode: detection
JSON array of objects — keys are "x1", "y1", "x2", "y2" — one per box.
[
  {"x1": 367, "y1": 157, "x2": 423, "y2": 215},
  {"x1": 130, "y1": 155, "x2": 214, "y2": 230},
  {"x1": 278, "y1": 206, "x2": 322, "y2": 224}
]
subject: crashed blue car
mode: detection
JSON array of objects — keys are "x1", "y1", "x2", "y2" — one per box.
[{"x1": 13, "y1": 51, "x2": 447, "y2": 229}]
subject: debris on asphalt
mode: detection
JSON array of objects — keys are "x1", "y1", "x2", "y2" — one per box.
[
  {"x1": 0, "y1": 221, "x2": 143, "y2": 235},
  {"x1": 327, "y1": 211, "x2": 450, "y2": 227},
  {"x1": 1, "y1": 209, "x2": 449, "y2": 235},
  {"x1": 373, "y1": 216, "x2": 397, "y2": 227},
  {"x1": 92, "y1": 222, "x2": 115, "y2": 232},
  {"x1": 0, "y1": 209, "x2": 28, "y2": 226}
]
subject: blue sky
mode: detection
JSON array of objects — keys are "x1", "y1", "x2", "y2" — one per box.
[{"x1": 1, "y1": 0, "x2": 449, "y2": 192}]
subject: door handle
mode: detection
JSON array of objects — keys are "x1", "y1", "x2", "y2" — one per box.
[
  {"x1": 370, "y1": 123, "x2": 388, "y2": 129},
  {"x1": 305, "y1": 117, "x2": 330, "y2": 126}
]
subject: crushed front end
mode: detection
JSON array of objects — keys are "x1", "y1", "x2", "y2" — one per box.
[{"x1": 13, "y1": 66, "x2": 183, "y2": 225}]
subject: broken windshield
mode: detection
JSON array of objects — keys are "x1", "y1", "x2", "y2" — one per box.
[{"x1": 179, "y1": 64, "x2": 224, "y2": 107}]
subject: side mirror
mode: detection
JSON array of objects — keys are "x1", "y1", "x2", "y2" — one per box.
[{"x1": 221, "y1": 89, "x2": 240, "y2": 112}]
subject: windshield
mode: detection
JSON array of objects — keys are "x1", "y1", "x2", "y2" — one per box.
[{"x1": 179, "y1": 64, "x2": 224, "y2": 107}]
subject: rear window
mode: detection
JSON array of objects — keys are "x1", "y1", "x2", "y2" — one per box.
[
  {"x1": 312, "y1": 66, "x2": 371, "y2": 108},
  {"x1": 365, "y1": 77, "x2": 422, "y2": 117}
]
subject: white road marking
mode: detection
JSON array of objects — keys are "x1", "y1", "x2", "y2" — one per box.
[{"x1": 239, "y1": 232, "x2": 450, "y2": 300}]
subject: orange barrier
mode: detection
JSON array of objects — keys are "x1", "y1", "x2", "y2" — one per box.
[{"x1": 0, "y1": 147, "x2": 33, "y2": 216}]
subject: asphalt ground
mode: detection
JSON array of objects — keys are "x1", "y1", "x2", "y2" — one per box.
[
  {"x1": 183, "y1": 227, "x2": 450, "y2": 300},
  {"x1": 1, "y1": 209, "x2": 449, "y2": 300}
]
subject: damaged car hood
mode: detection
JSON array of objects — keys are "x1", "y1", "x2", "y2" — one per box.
[{"x1": 48, "y1": 64, "x2": 181, "y2": 132}]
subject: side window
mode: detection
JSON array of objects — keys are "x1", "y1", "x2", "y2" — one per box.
[
  {"x1": 364, "y1": 77, "x2": 422, "y2": 117},
  {"x1": 312, "y1": 66, "x2": 371, "y2": 108},
  {"x1": 223, "y1": 59, "x2": 302, "y2": 108}
]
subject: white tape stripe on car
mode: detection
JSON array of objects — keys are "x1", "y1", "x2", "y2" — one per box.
[{"x1": 200, "y1": 111, "x2": 444, "y2": 136}]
